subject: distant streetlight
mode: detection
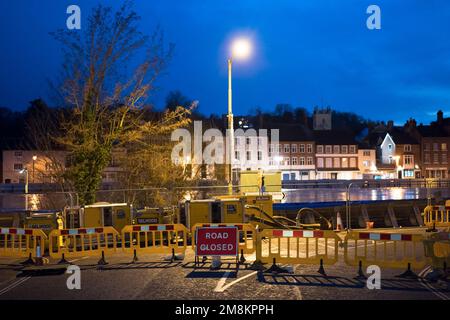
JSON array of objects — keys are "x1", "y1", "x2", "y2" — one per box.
[
  {"x1": 32, "y1": 155, "x2": 37, "y2": 183},
  {"x1": 227, "y1": 37, "x2": 253, "y2": 194},
  {"x1": 19, "y1": 168, "x2": 29, "y2": 210}
]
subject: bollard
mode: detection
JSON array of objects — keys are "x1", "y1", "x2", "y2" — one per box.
[
  {"x1": 97, "y1": 250, "x2": 108, "y2": 266},
  {"x1": 317, "y1": 258, "x2": 326, "y2": 276}
]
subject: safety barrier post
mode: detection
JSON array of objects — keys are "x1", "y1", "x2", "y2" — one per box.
[
  {"x1": 248, "y1": 227, "x2": 265, "y2": 271},
  {"x1": 97, "y1": 250, "x2": 108, "y2": 266}
]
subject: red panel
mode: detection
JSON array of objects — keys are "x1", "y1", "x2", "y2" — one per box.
[
  {"x1": 359, "y1": 233, "x2": 370, "y2": 239},
  {"x1": 25, "y1": 229, "x2": 33, "y2": 235},
  {"x1": 9, "y1": 228, "x2": 17, "y2": 234},
  {"x1": 166, "y1": 225, "x2": 174, "y2": 230},
  {"x1": 78, "y1": 229, "x2": 87, "y2": 234},
  {"x1": 132, "y1": 226, "x2": 141, "y2": 232},
  {"x1": 272, "y1": 230, "x2": 283, "y2": 237},
  {"x1": 60, "y1": 230, "x2": 69, "y2": 235},
  {"x1": 149, "y1": 225, "x2": 157, "y2": 231},
  {"x1": 401, "y1": 234, "x2": 412, "y2": 241},
  {"x1": 293, "y1": 230, "x2": 303, "y2": 237},
  {"x1": 313, "y1": 231, "x2": 324, "y2": 238},
  {"x1": 237, "y1": 225, "x2": 243, "y2": 230},
  {"x1": 380, "y1": 234, "x2": 390, "y2": 240},
  {"x1": 95, "y1": 228, "x2": 103, "y2": 233}
]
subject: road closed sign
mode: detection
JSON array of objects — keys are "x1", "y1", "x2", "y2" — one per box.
[{"x1": 196, "y1": 226, "x2": 238, "y2": 257}]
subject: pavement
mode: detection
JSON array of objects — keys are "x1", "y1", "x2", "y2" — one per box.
[{"x1": 0, "y1": 227, "x2": 448, "y2": 300}]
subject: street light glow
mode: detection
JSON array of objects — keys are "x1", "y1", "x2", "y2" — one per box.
[{"x1": 231, "y1": 38, "x2": 252, "y2": 60}]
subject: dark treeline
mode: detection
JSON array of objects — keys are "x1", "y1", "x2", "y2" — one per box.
[{"x1": 0, "y1": 91, "x2": 380, "y2": 149}]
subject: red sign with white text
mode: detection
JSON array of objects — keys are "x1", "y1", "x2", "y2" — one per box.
[{"x1": 196, "y1": 227, "x2": 238, "y2": 257}]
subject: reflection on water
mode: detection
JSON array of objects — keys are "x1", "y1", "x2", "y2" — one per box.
[
  {"x1": 283, "y1": 187, "x2": 450, "y2": 203},
  {"x1": 0, "y1": 187, "x2": 449, "y2": 210}
]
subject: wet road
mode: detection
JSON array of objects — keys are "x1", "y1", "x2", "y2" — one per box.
[{"x1": 0, "y1": 229, "x2": 448, "y2": 300}]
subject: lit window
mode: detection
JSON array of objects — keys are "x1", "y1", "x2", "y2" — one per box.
[
  {"x1": 317, "y1": 158, "x2": 324, "y2": 168},
  {"x1": 306, "y1": 144, "x2": 312, "y2": 153},
  {"x1": 284, "y1": 144, "x2": 290, "y2": 153},
  {"x1": 14, "y1": 163, "x2": 23, "y2": 171},
  {"x1": 404, "y1": 145, "x2": 411, "y2": 152},
  {"x1": 299, "y1": 157, "x2": 305, "y2": 165},
  {"x1": 342, "y1": 158, "x2": 348, "y2": 168},
  {"x1": 325, "y1": 145, "x2": 332, "y2": 154},
  {"x1": 333, "y1": 158, "x2": 340, "y2": 168},
  {"x1": 349, "y1": 145, "x2": 356, "y2": 154},
  {"x1": 306, "y1": 157, "x2": 313, "y2": 165},
  {"x1": 292, "y1": 157, "x2": 298, "y2": 165},
  {"x1": 333, "y1": 146, "x2": 340, "y2": 154},
  {"x1": 342, "y1": 146, "x2": 348, "y2": 154},
  {"x1": 442, "y1": 143, "x2": 447, "y2": 151},
  {"x1": 291, "y1": 144, "x2": 297, "y2": 153},
  {"x1": 317, "y1": 145, "x2": 323, "y2": 153},
  {"x1": 300, "y1": 144, "x2": 305, "y2": 153}
]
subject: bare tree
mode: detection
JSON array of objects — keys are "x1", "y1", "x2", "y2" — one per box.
[{"x1": 50, "y1": 1, "x2": 191, "y2": 205}]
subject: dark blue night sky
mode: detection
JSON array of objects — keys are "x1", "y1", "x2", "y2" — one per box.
[{"x1": 1, "y1": 0, "x2": 449, "y2": 124}]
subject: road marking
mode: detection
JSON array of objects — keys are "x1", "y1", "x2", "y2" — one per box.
[
  {"x1": 214, "y1": 271, "x2": 258, "y2": 293},
  {"x1": 418, "y1": 266, "x2": 449, "y2": 300},
  {"x1": 0, "y1": 276, "x2": 31, "y2": 296}
]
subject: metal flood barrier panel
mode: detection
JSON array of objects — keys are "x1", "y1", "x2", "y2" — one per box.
[
  {"x1": 0, "y1": 227, "x2": 47, "y2": 258},
  {"x1": 344, "y1": 231, "x2": 427, "y2": 269},
  {"x1": 121, "y1": 224, "x2": 188, "y2": 255},
  {"x1": 423, "y1": 206, "x2": 450, "y2": 228},
  {"x1": 49, "y1": 227, "x2": 120, "y2": 259},
  {"x1": 258, "y1": 229, "x2": 342, "y2": 265},
  {"x1": 191, "y1": 223, "x2": 256, "y2": 255}
]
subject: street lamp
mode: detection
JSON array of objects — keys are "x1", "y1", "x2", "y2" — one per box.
[
  {"x1": 227, "y1": 37, "x2": 253, "y2": 195},
  {"x1": 32, "y1": 155, "x2": 37, "y2": 183},
  {"x1": 19, "y1": 168, "x2": 29, "y2": 210}
]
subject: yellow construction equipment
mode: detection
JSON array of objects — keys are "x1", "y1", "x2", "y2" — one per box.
[{"x1": 62, "y1": 202, "x2": 133, "y2": 232}]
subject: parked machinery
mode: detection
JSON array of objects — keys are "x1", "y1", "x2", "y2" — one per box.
[
  {"x1": 133, "y1": 206, "x2": 179, "y2": 225},
  {"x1": 61, "y1": 202, "x2": 133, "y2": 231}
]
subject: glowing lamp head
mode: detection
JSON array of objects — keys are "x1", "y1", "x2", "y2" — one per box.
[{"x1": 231, "y1": 38, "x2": 252, "y2": 60}]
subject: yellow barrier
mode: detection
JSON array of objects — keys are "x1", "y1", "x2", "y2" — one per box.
[
  {"x1": 49, "y1": 227, "x2": 119, "y2": 259},
  {"x1": 191, "y1": 223, "x2": 256, "y2": 257},
  {"x1": 423, "y1": 205, "x2": 450, "y2": 228},
  {"x1": 0, "y1": 227, "x2": 47, "y2": 258},
  {"x1": 344, "y1": 231, "x2": 427, "y2": 271},
  {"x1": 423, "y1": 231, "x2": 449, "y2": 270},
  {"x1": 121, "y1": 224, "x2": 188, "y2": 256},
  {"x1": 256, "y1": 229, "x2": 341, "y2": 273}
]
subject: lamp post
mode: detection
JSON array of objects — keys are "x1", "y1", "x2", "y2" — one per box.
[
  {"x1": 227, "y1": 37, "x2": 252, "y2": 195},
  {"x1": 20, "y1": 168, "x2": 29, "y2": 211},
  {"x1": 32, "y1": 155, "x2": 37, "y2": 183}
]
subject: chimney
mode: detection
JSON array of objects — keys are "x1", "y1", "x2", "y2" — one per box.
[
  {"x1": 387, "y1": 120, "x2": 394, "y2": 130},
  {"x1": 437, "y1": 110, "x2": 443, "y2": 125}
]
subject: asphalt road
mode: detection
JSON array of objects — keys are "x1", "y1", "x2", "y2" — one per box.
[{"x1": 0, "y1": 228, "x2": 448, "y2": 300}]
